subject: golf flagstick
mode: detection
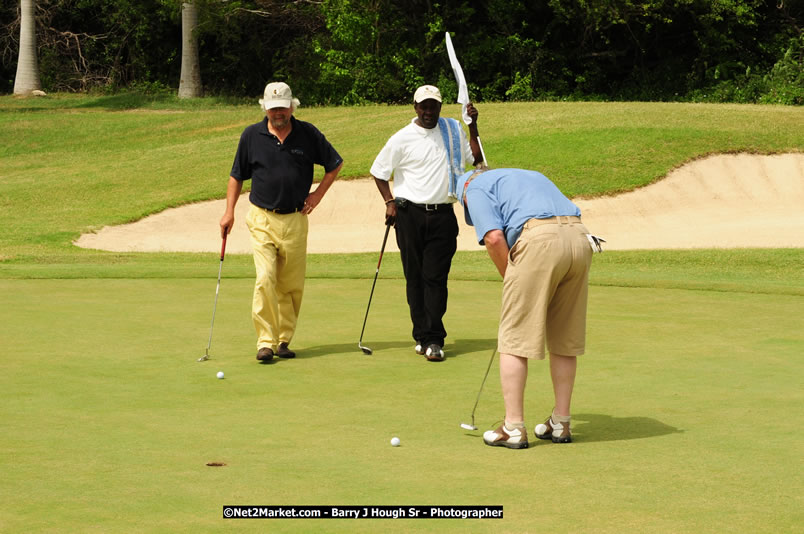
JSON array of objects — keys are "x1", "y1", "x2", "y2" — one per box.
[
  {"x1": 199, "y1": 231, "x2": 227, "y2": 362},
  {"x1": 445, "y1": 31, "x2": 488, "y2": 166},
  {"x1": 358, "y1": 223, "x2": 391, "y2": 355}
]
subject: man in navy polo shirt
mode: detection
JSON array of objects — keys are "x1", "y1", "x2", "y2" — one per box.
[{"x1": 220, "y1": 82, "x2": 343, "y2": 362}]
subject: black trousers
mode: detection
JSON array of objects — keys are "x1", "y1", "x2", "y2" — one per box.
[{"x1": 394, "y1": 201, "x2": 459, "y2": 347}]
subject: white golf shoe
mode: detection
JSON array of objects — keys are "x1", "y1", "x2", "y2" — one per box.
[
  {"x1": 483, "y1": 424, "x2": 528, "y2": 449},
  {"x1": 535, "y1": 416, "x2": 572, "y2": 443}
]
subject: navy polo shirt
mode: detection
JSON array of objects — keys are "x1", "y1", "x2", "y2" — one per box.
[{"x1": 230, "y1": 116, "x2": 343, "y2": 211}]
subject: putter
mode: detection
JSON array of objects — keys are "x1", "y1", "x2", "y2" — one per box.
[
  {"x1": 198, "y1": 231, "x2": 227, "y2": 362},
  {"x1": 358, "y1": 223, "x2": 392, "y2": 355},
  {"x1": 460, "y1": 347, "x2": 497, "y2": 430}
]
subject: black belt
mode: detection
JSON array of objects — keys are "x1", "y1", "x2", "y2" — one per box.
[
  {"x1": 263, "y1": 206, "x2": 301, "y2": 214},
  {"x1": 404, "y1": 201, "x2": 453, "y2": 212}
]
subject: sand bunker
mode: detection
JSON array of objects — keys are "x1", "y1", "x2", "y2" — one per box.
[{"x1": 75, "y1": 153, "x2": 804, "y2": 254}]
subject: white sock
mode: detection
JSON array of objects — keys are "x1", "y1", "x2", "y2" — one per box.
[
  {"x1": 505, "y1": 420, "x2": 525, "y2": 431},
  {"x1": 552, "y1": 412, "x2": 571, "y2": 425}
]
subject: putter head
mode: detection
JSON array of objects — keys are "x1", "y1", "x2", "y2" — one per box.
[
  {"x1": 198, "y1": 351, "x2": 210, "y2": 362},
  {"x1": 358, "y1": 343, "x2": 373, "y2": 355},
  {"x1": 460, "y1": 423, "x2": 477, "y2": 431}
]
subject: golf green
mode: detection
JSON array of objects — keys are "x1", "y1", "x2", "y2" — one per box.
[{"x1": 1, "y1": 278, "x2": 801, "y2": 532}]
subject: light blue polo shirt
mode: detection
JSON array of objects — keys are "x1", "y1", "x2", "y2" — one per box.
[{"x1": 457, "y1": 168, "x2": 581, "y2": 248}]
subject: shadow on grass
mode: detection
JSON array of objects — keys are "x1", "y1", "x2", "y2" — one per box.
[
  {"x1": 570, "y1": 413, "x2": 683, "y2": 443},
  {"x1": 295, "y1": 338, "x2": 497, "y2": 359},
  {"x1": 74, "y1": 92, "x2": 173, "y2": 110},
  {"x1": 449, "y1": 338, "x2": 498, "y2": 358},
  {"x1": 0, "y1": 105, "x2": 51, "y2": 113},
  {"x1": 297, "y1": 340, "x2": 411, "y2": 358}
]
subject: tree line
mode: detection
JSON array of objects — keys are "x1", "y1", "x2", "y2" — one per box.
[{"x1": 2, "y1": 0, "x2": 802, "y2": 105}]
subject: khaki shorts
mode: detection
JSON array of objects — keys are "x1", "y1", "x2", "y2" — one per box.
[{"x1": 497, "y1": 216, "x2": 592, "y2": 359}]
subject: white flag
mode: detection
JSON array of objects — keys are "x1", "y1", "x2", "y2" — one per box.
[{"x1": 445, "y1": 32, "x2": 472, "y2": 125}]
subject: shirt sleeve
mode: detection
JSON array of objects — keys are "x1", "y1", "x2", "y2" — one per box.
[
  {"x1": 310, "y1": 126, "x2": 343, "y2": 173},
  {"x1": 230, "y1": 130, "x2": 251, "y2": 181},
  {"x1": 465, "y1": 188, "x2": 504, "y2": 244},
  {"x1": 370, "y1": 139, "x2": 396, "y2": 181}
]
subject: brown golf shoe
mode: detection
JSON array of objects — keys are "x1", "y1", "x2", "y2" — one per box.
[
  {"x1": 534, "y1": 416, "x2": 572, "y2": 443},
  {"x1": 256, "y1": 347, "x2": 274, "y2": 362},
  {"x1": 483, "y1": 424, "x2": 529, "y2": 449},
  {"x1": 277, "y1": 342, "x2": 296, "y2": 358}
]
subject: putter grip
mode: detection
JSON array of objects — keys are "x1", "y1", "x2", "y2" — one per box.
[{"x1": 220, "y1": 233, "x2": 227, "y2": 261}]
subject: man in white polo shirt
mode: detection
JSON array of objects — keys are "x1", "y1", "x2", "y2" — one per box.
[{"x1": 370, "y1": 85, "x2": 483, "y2": 361}]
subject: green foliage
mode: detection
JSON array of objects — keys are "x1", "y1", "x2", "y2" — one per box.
[
  {"x1": 1, "y1": 1, "x2": 802, "y2": 101},
  {"x1": 505, "y1": 71, "x2": 536, "y2": 101},
  {"x1": 301, "y1": 0, "x2": 475, "y2": 104},
  {"x1": 686, "y1": 34, "x2": 804, "y2": 105},
  {"x1": 760, "y1": 35, "x2": 804, "y2": 105},
  {"x1": 305, "y1": 0, "x2": 406, "y2": 105}
]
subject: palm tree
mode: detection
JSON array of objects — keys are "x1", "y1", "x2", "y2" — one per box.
[
  {"x1": 178, "y1": 1, "x2": 202, "y2": 98},
  {"x1": 13, "y1": 0, "x2": 42, "y2": 95}
]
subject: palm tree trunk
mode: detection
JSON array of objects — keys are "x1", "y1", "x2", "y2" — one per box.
[
  {"x1": 13, "y1": 0, "x2": 42, "y2": 95},
  {"x1": 178, "y1": 1, "x2": 202, "y2": 98}
]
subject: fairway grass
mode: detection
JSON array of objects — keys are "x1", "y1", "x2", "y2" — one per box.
[
  {"x1": 1, "y1": 278, "x2": 802, "y2": 533},
  {"x1": 1, "y1": 96, "x2": 802, "y2": 265},
  {"x1": 3, "y1": 248, "x2": 802, "y2": 299}
]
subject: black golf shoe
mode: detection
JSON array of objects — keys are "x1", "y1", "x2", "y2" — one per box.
[{"x1": 424, "y1": 344, "x2": 445, "y2": 362}]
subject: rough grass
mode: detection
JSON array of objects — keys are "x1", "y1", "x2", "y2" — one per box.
[
  {"x1": 2, "y1": 249, "x2": 802, "y2": 298},
  {"x1": 1, "y1": 95, "x2": 802, "y2": 264}
]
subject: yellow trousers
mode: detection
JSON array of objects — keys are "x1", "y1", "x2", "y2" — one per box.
[{"x1": 246, "y1": 204, "x2": 308, "y2": 350}]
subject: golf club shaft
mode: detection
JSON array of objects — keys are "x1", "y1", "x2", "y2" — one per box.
[
  {"x1": 469, "y1": 348, "x2": 496, "y2": 423},
  {"x1": 358, "y1": 224, "x2": 391, "y2": 345},
  {"x1": 206, "y1": 233, "x2": 227, "y2": 352}
]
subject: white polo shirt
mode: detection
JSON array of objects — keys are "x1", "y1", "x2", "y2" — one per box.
[{"x1": 370, "y1": 118, "x2": 473, "y2": 204}]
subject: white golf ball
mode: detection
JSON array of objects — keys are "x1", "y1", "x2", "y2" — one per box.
[
  {"x1": 390, "y1": 437, "x2": 400, "y2": 447},
  {"x1": 216, "y1": 371, "x2": 224, "y2": 379}
]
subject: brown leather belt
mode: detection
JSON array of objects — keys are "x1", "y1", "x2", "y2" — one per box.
[{"x1": 523, "y1": 216, "x2": 581, "y2": 229}]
